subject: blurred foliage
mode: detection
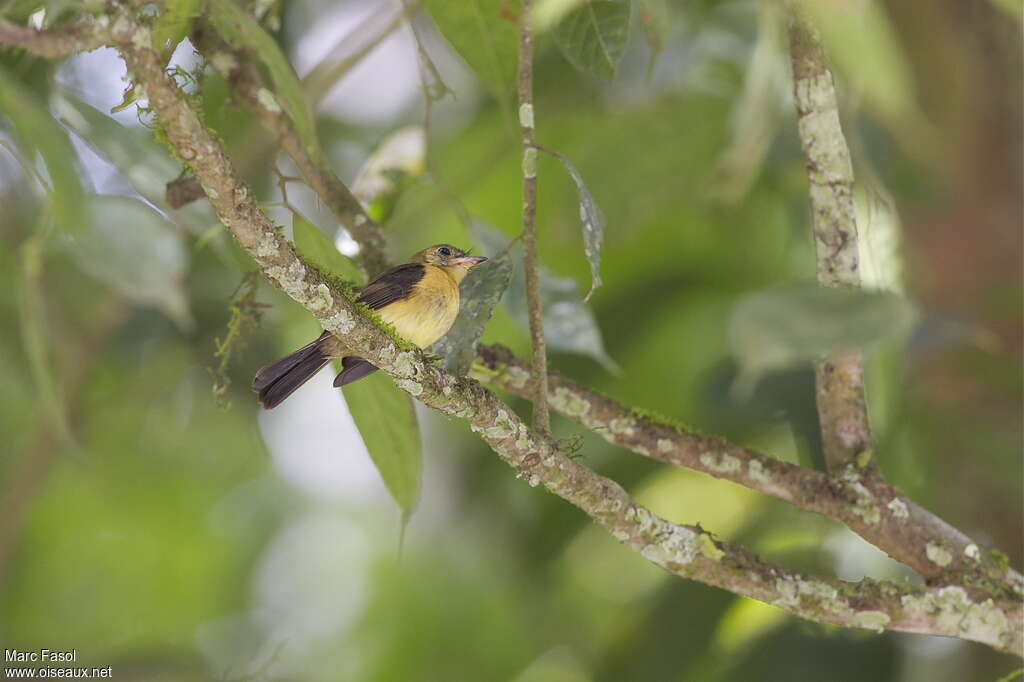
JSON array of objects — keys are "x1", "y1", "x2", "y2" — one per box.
[{"x1": 0, "y1": 0, "x2": 1020, "y2": 680}]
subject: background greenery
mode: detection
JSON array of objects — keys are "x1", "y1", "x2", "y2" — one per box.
[{"x1": 0, "y1": 0, "x2": 1020, "y2": 680}]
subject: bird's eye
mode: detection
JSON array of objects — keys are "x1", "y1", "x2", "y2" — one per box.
[{"x1": 437, "y1": 247, "x2": 452, "y2": 257}]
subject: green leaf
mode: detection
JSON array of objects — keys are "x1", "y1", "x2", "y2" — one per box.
[
  {"x1": 555, "y1": 0, "x2": 633, "y2": 81},
  {"x1": 352, "y1": 126, "x2": 426, "y2": 224},
  {"x1": 432, "y1": 239, "x2": 514, "y2": 376},
  {"x1": 292, "y1": 213, "x2": 364, "y2": 284},
  {"x1": 541, "y1": 149, "x2": 605, "y2": 301},
  {"x1": 342, "y1": 372, "x2": 422, "y2": 517},
  {"x1": 728, "y1": 284, "x2": 918, "y2": 395},
  {"x1": 473, "y1": 223, "x2": 619, "y2": 372},
  {"x1": 53, "y1": 91, "x2": 214, "y2": 233},
  {"x1": 153, "y1": 0, "x2": 204, "y2": 52},
  {"x1": 208, "y1": 0, "x2": 320, "y2": 158},
  {"x1": 63, "y1": 195, "x2": 192, "y2": 329},
  {"x1": 422, "y1": 0, "x2": 520, "y2": 99},
  {"x1": 0, "y1": 66, "x2": 86, "y2": 236}
]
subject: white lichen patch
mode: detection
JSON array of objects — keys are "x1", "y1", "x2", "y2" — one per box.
[
  {"x1": 395, "y1": 378, "x2": 423, "y2": 396},
  {"x1": 657, "y1": 438, "x2": 673, "y2": 454},
  {"x1": 307, "y1": 283, "x2": 332, "y2": 311},
  {"x1": 902, "y1": 586, "x2": 1011, "y2": 648},
  {"x1": 522, "y1": 147, "x2": 537, "y2": 179},
  {"x1": 772, "y1": 576, "x2": 844, "y2": 614},
  {"x1": 256, "y1": 232, "x2": 279, "y2": 258},
  {"x1": 851, "y1": 610, "x2": 891, "y2": 632},
  {"x1": 504, "y1": 364, "x2": 530, "y2": 390},
  {"x1": 324, "y1": 308, "x2": 355, "y2": 335},
  {"x1": 700, "y1": 452, "x2": 741, "y2": 475},
  {"x1": 256, "y1": 87, "x2": 282, "y2": 113},
  {"x1": 518, "y1": 103, "x2": 534, "y2": 128},
  {"x1": 840, "y1": 467, "x2": 880, "y2": 525},
  {"x1": 748, "y1": 459, "x2": 772, "y2": 486},
  {"x1": 886, "y1": 498, "x2": 909, "y2": 519},
  {"x1": 964, "y1": 543, "x2": 981, "y2": 561},
  {"x1": 926, "y1": 541, "x2": 953, "y2": 568},
  {"x1": 527, "y1": 474, "x2": 540, "y2": 488},
  {"x1": 479, "y1": 409, "x2": 515, "y2": 440},
  {"x1": 552, "y1": 386, "x2": 590, "y2": 418},
  {"x1": 609, "y1": 417, "x2": 636, "y2": 436},
  {"x1": 392, "y1": 351, "x2": 417, "y2": 378}
]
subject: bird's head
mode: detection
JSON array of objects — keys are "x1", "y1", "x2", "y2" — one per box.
[{"x1": 412, "y1": 244, "x2": 487, "y2": 283}]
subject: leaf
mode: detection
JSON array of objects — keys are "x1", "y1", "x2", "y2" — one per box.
[
  {"x1": 342, "y1": 372, "x2": 422, "y2": 517},
  {"x1": 292, "y1": 213, "x2": 363, "y2": 284},
  {"x1": 62, "y1": 195, "x2": 192, "y2": 329},
  {"x1": 473, "y1": 223, "x2": 619, "y2": 372},
  {"x1": 208, "y1": 0, "x2": 320, "y2": 158},
  {"x1": 0, "y1": 66, "x2": 86, "y2": 236},
  {"x1": 728, "y1": 284, "x2": 918, "y2": 395},
  {"x1": 53, "y1": 91, "x2": 214, "y2": 233},
  {"x1": 422, "y1": 0, "x2": 520, "y2": 99},
  {"x1": 153, "y1": 0, "x2": 204, "y2": 53},
  {"x1": 542, "y1": 149, "x2": 605, "y2": 300},
  {"x1": 555, "y1": 0, "x2": 633, "y2": 81},
  {"x1": 432, "y1": 243, "x2": 514, "y2": 376}
]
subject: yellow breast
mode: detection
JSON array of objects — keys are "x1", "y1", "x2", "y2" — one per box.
[{"x1": 376, "y1": 266, "x2": 460, "y2": 348}]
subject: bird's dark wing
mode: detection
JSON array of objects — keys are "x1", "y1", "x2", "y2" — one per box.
[{"x1": 357, "y1": 263, "x2": 426, "y2": 311}]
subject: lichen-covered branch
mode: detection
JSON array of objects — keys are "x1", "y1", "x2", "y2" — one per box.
[
  {"x1": 474, "y1": 344, "x2": 1024, "y2": 596},
  {"x1": 787, "y1": 10, "x2": 873, "y2": 474},
  {"x1": 192, "y1": 28, "x2": 390, "y2": 278},
  {"x1": 0, "y1": 17, "x2": 106, "y2": 58},
  {"x1": 4, "y1": 11, "x2": 1022, "y2": 656},
  {"x1": 517, "y1": 0, "x2": 550, "y2": 433}
]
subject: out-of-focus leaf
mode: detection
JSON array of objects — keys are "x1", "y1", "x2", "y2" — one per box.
[
  {"x1": 342, "y1": 372, "x2": 422, "y2": 518},
  {"x1": 710, "y1": 0, "x2": 788, "y2": 204},
  {"x1": 63, "y1": 195, "x2": 192, "y2": 329},
  {"x1": 712, "y1": 596, "x2": 788, "y2": 653},
  {"x1": 54, "y1": 91, "x2": 214, "y2": 232},
  {"x1": 729, "y1": 284, "x2": 917, "y2": 395},
  {"x1": 208, "y1": 0, "x2": 319, "y2": 157},
  {"x1": 352, "y1": 126, "x2": 426, "y2": 224},
  {"x1": 542, "y1": 149, "x2": 605, "y2": 300},
  {"x1": 555, "y1": 0, "x2": 632, "y2": 81},
  {"x1": 855, "y1": 184, "x2": 904, "y2": 294},
  {"x1": 0, "y1": 66, "x2": 85, "y2": 235},
  {"x1": 474, "y1": 223, "x2": 619, "y2": 372},
  {"x1": 990, "y1": 0, "x2": 1023, "y2": 19},
  {"x1": 530, "y1": 0, "x2": 586, "y2": 31},
  {"x1": 796, "y1": 0, "x2": 915, "y2": 130},
  {"x1": 292, "y1": 213, "x2": 363, "y2": 284},
  {"x1": 153, "y1": 0, "x2": 203, "y2": 53},
  {"x1": 422, "y1": 0, "x2": 519, "y2": 99},
  {"x1": 432, "y1": 242, "x2": 514, "y2": 376}
]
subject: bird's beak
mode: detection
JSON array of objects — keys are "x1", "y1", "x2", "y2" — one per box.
[{"x1": 454, "y1": 256, "x2": 488, "y2": 267}]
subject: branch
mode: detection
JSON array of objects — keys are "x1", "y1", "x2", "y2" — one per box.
[
  {"x1": 5, "y1": 11, "x2": 1021, "y2": 656},
  {"x1": 787, "y1": 10, "x2": 873, "y2": 474},
  {"x1": 474, "y1": 344, "x2": 1024, "y2": 593},
  {"x1": 0, "y1": 17, "x2": 106, "y2": 58},
  {"x1": 517, "y1": 0, "x2": 550, "y2": 433}
]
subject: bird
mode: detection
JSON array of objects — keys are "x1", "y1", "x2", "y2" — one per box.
[{"x1": 253, "y1": 244, "x2": 487, "y2": 409}]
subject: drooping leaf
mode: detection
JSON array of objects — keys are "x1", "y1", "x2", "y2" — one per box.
[
  {"x1": 432, "y1": 241, "x2": 514, "y2": 376},
  {"x1": 473, "y1": 223, "x2": 619, "y2": 372},
  {"x1": 530, "y1": 0, "x2": 586, "y2": 31},
  {"x1": 729, "y1": 284, "x2": 917, "y2": 395},
  {"x1": 292, "y1": 213, "x2": 363, "y2": 284},
  {"x1": 153, "y1": 0, "x2": 204, "y2": 53},
  {"x1": 422, "y1": 0, "x2": 520, "y2": 99},
  {"x1": 541, "y1": 148, "x2": 605, "y2": 300},
  {"x1": 208, "y1": 0, "x2": 320, "y2": 158},
  {"x1": 0, "y1": 66, "x2": 86, "y2": 236},
  {"x1": 63, "y1": 195, "x2": 192, "y2": 329},
  {"x1": 342, "y1": 372, "x2": 422, "y2": 517},
  {"x1": 555, "y1": 0, "x2": 633, "y2": 81}
]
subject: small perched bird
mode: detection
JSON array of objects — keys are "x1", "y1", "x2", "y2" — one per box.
[{"x1": 253, "y1": 244, "x2": 487, "y2": 409}]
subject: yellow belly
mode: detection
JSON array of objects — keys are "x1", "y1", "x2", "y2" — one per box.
[{"x1": 377, "y1": 269, "x2": 460, "y2": 348}]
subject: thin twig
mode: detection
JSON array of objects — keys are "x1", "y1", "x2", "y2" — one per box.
[
  {"x1": 787, "y1": 9, "x2": 874, "y2": 474},
  {"x1": 517, "y1": 0, "x2": 550, "y2": 434}
]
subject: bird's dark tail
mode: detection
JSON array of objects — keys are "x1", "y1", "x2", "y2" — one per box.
[
  {"x1": 253, "y1": 332, "x2": 332, "y2": 409},
  {"x1": 333, "y1": 356, "x2": 379, "y2": 387}
]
